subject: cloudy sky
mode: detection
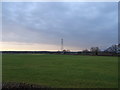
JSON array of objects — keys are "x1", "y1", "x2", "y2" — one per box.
[{"x1": 2, "y1": 2, "x2": 118, "y2": 51}]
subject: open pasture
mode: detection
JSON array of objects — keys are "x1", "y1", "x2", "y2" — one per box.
[{"x1": 2, "y1": 54, "x2": 118, "y2": 88}]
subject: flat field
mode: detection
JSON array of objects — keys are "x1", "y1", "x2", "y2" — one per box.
[{"x1": 2, "y1": 54, "x2": 118, "y2": 88}]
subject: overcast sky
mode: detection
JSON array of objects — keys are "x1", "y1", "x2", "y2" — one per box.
[{"x1": 2, "y1": 2, "x2": 118, "y2": 51}]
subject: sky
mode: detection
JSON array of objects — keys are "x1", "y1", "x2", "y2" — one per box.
[{"x1": 1, "y1": 2, "x2": 118, "y2": 51}]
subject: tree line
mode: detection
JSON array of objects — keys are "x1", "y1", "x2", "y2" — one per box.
[{"x1": 61, "y1": 44, "x2": 120, "y2": 56}]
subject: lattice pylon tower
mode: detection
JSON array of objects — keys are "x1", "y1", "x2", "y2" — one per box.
[{"x1": 61, "y1": 38, "x2": 63, "y2": 51}]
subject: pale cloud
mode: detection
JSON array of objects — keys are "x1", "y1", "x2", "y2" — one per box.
[
  {"x1": 2, "y1": 2, "x2": 118, "y2": 51},
  {"x1": 0, "y1": 41, "x2": 80, "y2": 51}
]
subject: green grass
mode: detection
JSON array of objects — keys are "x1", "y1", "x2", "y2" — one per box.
[{"x1": 2, "y1": 54, "x2": 118, "y2": 88}]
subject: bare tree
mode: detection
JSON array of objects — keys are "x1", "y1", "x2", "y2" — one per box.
[
  {"x1": 105, "y1": 45, "x2": 118, "y2": 53},
  {"x1": 90, "y1": 47, "x2": 100, "y2": 55},
  {"x1": 118, "y1": 44, "x2": 120, "y2": 53},
  {"x1": 83, "y1": 49, "x2": 89, "y2": 52}
]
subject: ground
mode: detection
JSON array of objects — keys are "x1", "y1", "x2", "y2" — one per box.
[{"x1": 2, "y1": 54, "x2": 118, "y2": 88}]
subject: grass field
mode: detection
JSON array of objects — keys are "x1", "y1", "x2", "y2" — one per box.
[{"x1": 2, "y1": 54, "x2": 118, "y2": 88}]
